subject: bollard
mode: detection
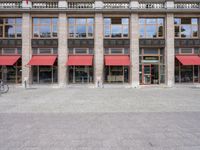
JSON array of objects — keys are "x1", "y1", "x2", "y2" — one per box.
[{"x1": 24, "y1": 80, "x2": 27, "y2": 89}]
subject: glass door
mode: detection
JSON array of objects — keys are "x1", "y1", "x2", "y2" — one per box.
[{"x1": 142, "y1": 65, "x2": 151, "y2": 84}]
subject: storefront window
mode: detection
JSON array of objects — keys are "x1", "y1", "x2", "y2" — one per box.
[
  {"x1": 175, "y1": 59, "x2": 200, "y2": 83},
  {"x1": 174, "y1": 18, "x2": 198, "y2": 38},
  {"x1": 69, "y1": 66, "x2": 93, "y2": 83},
  {"x1": 139, "y1": 18, "x2": 164, "y2": 38},
  {"x1": 0, "y1": 18, "x2": 22, "y2": 38},
  {"x1": 33, "y1": 18, "x2": 58, "y2": 38},
  {"x1": 104, "y1": 66, "x2": 129, "y2": 83},
  {"x1": 32, "y1": 66, "x2": 58, "y2": 84},
  {"x1": 0, "y1": 60, "x2": 22, "y2": 84},
  {"x1": 104, "y1": 18, "x2": 129, "y2": 38},
  {"x1": 68, "y1": 18, "x2": 94, "y2": 38}
]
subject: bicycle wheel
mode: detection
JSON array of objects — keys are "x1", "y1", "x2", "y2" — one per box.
[{"x1": 0, "y1": 84, "x2": 9, "y2": 93}]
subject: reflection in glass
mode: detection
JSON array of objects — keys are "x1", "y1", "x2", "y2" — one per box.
[
  {"x1": 76, "y1": 25, "x2": 86, "y2": 37},
  {"x1": 181, "y1": 25, "x2": 191, "y2": 37},
  {"x1": 69, "y1": 66, "x2": 93, "y2": 83},
  {"x1": 111, "y1": 25, "x2": 122, "y2": 37},
  {"x1": 146, "y1": 26, "x2": 157, "y2": 38}
]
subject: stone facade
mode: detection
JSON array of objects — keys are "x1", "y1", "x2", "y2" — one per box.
[{"x1": 1, "y1": 0, "x2": 200, "y2": 88}]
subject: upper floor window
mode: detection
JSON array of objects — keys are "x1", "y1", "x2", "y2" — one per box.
[
  {"x1": 68, "y1": 18, "x2": 94, "y2": 38},
  {"x1": 0, "y1": 18, "x2": 22, "y2": 38},
  {"x1": 104, "y1": 18, "x2": 129, "y2": 38},
  {"x1": 68, "y1": 48, "x2": 94, "y2": 55},
  {"x1": 175, "y1": 48, "x2": 200, "y2": 55},
  {"x1": 174, "y1": 18, "x2": 198, "y2": 38},
  {"x1": 0, "y1": 48, "x2": 21, "y2": 55},
  {"x1": 32, "y1": 48, "x2": 57, "y2": 55},
  {"x1": 104, "y1": 48, "x2": 129, "y2": 54},
  {"x1": 139, "y1": 18, "x2": 164, "y2": 38},
  {"x1": 33, "y1": 18, "x2": 58, "y2": 38}
]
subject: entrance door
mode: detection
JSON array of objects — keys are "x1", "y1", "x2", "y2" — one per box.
[{"x1": 142, "y1": 65, "x2": 151, "y2": 84}]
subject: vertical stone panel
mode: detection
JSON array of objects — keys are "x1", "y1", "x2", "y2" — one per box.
[
  {"x1": 94, "y1": 13, "x2": 104, "y2": 87},
  {"x1": 130, "y1": 13, "x2": 139, "y2": 88},
  {"x1": 22, "y1": 13, "x2": 31, "y2": 87},
  {"x1": 58, "y1": 13, "x2": 67, "y2": 87},
  {"x1": 166, "y1": 13, "x2": 175, "y2": 87}
]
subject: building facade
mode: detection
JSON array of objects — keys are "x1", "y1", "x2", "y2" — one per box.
[{"x1": 0, "y1": 0, "x2": 200, "y2": 87}]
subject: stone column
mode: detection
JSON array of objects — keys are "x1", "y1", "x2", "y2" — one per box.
[
  {"x1": 130, "y1": 13, "x2": 140, "y2": 88},
  {"x1": 166, "y1": 13, "x2": 175, "y2": 87},
  {"x1": 58, "y1": 13, "x2": 68, "y2": 87},
  {"x1": 22, "y1": 13, "x2": 32, "y2": 87},
  {"x1": 94, "y1": 13, "x2": 104, "y2": 87}
]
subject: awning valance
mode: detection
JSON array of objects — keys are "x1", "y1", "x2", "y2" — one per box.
[
  {"x1": 0, "y1": 56, "x2": 21, "y2": 66},
  {"x1": 27, "y1": 56, "x2": 57, "y2": 66},
  {"x1": 176, "y1": 55, "x2": 200, "y2": 65},
  {"x1": 67, "y1": 55, "x2": 93, "y2": 66},
  {"x1": 105, "y1": 55, "x2": 130, "y2": 66}
]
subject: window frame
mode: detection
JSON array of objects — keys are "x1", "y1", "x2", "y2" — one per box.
[
  {"x1": 68, "y1": 18, "x2": 94, "y2": 38},
  {"x1": 139, "y1": 18, "x2": 164, "y2": 39},
  {"x1": 32, "y1": 18, "x2": 58, "y2": 38},
  {"x1": 174, "y1": 18, "x2": 198, "y2": 38},
  {"x1": 0, "y1": 18, "x2": 22, "y2": 38},
  {"x1": 104, "y1": 17, "x2": 129, "y2": 38}
]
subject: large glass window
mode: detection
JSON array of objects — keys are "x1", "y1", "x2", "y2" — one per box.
[
  {"x1": 174, "y1": 18, "x2": 198, "y2": 38},
  {"x1": 68, "y1": 18, "x2": 94, "y2": 38},
  {"x1": 104, "y1": 18, "x2": 129, "y2": 38},
  {"x1": 32, "y1": 66, "x2": 58, "y2": 84},
  {"x1": 139, "y1": 18, "x2": 164, "y2": 38},
  {"x1": 0, "y1": 18, "x2": 22, "y2": 38},
  {"x1": 0, "y1": 48, "x2": 22, "y2": 55},
  {"x1": 104, "y1": 66, "x2": 129, "y2": 83},
  {"x1": 69, "y1": 66, "x2": 93, "y2": 83},
  {"x1": 33, "y1": 18, "x2": 58, "y2": 38},
  {"x1": 0, "y1": 59, "x2": 22, "y2": 84},
  {"x1": 175, "y1": 59, "x2": 200, "y2": 83}
]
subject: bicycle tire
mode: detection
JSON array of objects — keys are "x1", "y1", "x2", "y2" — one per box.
[{"x1": 0, "y1": 84, "x2": 9, "y2": 93}]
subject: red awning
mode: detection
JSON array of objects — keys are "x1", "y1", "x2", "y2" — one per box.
[
  {"x1": 28, "y1": 56, "x2": 57, "y2": 66},
  {"x1": 0, "y1": 56, "x2": 21, "y2": 66},
  {"x1": 176, "y1": 55, "x2": 200, "y2": 65},
  {"x1": 67, "y1": 55, "x2": 93, "y2": 66},
  {"x1": 105, "y1": 55, "x2": 130, "y2": 66}
]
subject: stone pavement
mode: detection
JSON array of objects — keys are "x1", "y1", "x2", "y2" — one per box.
[{"x1": 0, "y1": 87, "x2": 200, "y2": 150}]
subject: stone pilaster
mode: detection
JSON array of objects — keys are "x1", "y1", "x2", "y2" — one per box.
[
  {"x1": 130, "y1": 13, "x2": 140, "y2": 88},
  {"x1": 94, "y1": 13, "x2": 104, "y2": 87},
  {"x1": 22, "y1": 13, "x2": 32, "y2": 87},
  {"x1": 166, "y1": 13, "x2": 175, "y2": 87},
  {"x1": 58, "y1": 13, "x2": 68, "y2": 87}
]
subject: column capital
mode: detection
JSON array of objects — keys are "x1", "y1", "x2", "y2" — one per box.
[
  {"x1": 165, "y1": 0, "x2": 174, "y2": 9},
  {"x1": 22, "y1": 0, "x2": 32, "y2": 9},
  {"x1": 58, "y1": 0, "x2": 67, "y2": 9},
  {"x1": 130, "y1": 0, "x2": 139, "y2": 9},
  {"x1": 95, "y1": 0, "x2": 104, "y2": 9}
]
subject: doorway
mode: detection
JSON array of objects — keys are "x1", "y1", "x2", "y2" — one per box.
[{"x1": 142, "y1": 64, "x2": 159, "y2": 85}]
